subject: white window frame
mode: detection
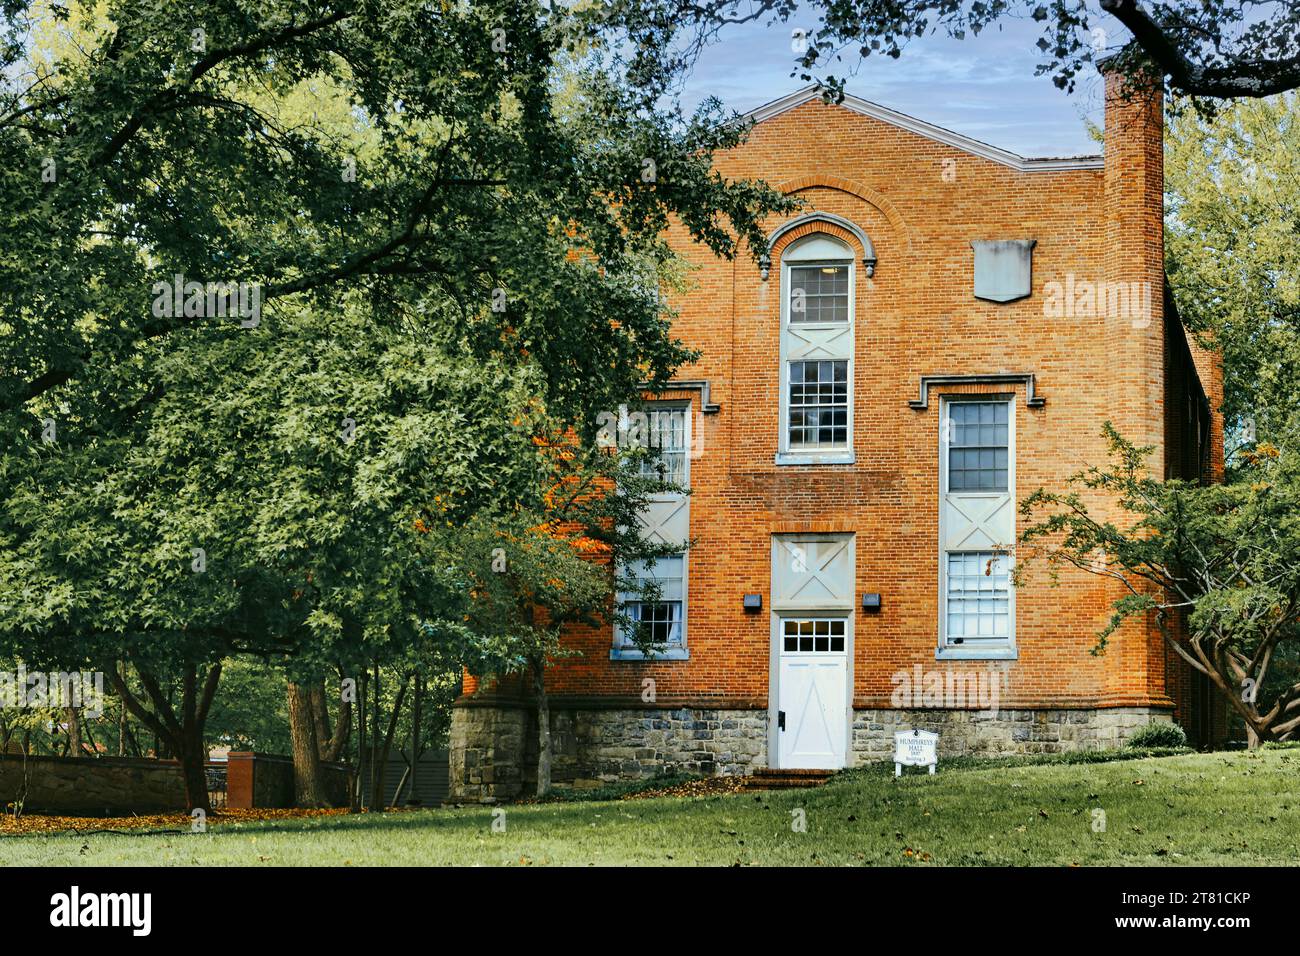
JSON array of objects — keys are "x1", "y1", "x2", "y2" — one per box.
[
  {"x1": 937, "y1": 395, "x2": 1018, "y2": 660},
  {"x1": 776, "y1": 235, "x2": 856, "y2": 465},
  {"x1": 613, "y1": 401, "x2": 691, "y2": 661},
  {"x1": 613, "y1": 551, "x2": 689, "y2": 661},
  {"x1": 638, "y1": 401, "x2": 691, "y2": 499}
]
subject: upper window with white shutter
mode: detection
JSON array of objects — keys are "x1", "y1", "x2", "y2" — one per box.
[{"x1": 777, "y1": 233, "x2": 856, "y2": 465}]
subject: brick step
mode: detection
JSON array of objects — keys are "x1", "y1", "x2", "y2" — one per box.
[
  {"x1": 741, "y1": 769, "x2": 836, "y2": 791},
  {"x1": 748, "y1": 770, "x2": 837, "y2": 780}
]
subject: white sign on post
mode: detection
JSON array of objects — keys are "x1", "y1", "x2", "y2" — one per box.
[{"x1": 894, "y1": 729, "x2": 938, "y2": 776}]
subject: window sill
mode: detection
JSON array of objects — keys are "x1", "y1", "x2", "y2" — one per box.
[
  {"x1": 610, "y1": 646, "x2": 690, "y2": 662},
  {"x1": 774, "y1": 451, "x2": 856, "y2": 466},
  {"x1": 935, "y1": 645, "x2": 1018, "y2": 662}
]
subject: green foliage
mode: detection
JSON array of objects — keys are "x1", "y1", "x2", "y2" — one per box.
[
  {"x1": 605, "y1": 0, "x2": 1300, "y2": 99},
  {"x1": 420, "y1": 446, "x2": 682, "y2": 684},
  {"x1": 202, "y1": 658, "x2": 292, "y2": 754},
  {"x1": 0, "y1": 2, "x2": 793, "y2": 792},
  {"x1": 1166, "y1": 93, "x2": 1300, "y2": 457},
  {"x1": 1127, "y1": 722, "x2": 1189, "y2": 750}
]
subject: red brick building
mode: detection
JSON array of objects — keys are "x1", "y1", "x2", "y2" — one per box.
[{"x1": 450, "y1": 71, "x2": 1223, "y2": 799}]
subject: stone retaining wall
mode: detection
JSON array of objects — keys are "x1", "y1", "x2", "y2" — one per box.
[
  {"x1": 0, "y1": 754, "x2": 188, "y2": 814},
  {"x1": 450, "y1": 702, "x2": 1175, "y2": 801}
]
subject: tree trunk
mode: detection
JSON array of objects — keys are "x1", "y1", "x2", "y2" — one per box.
[
  {"x1": 108, "y1": 661, "x2": 221, "y2": 813},
  {"x1": 178, "y1": 725, "x2": 209, "y2": 812},
  {"x1": 1246, "y1": 724, "x2": 1261, "y2": 750},
  {"x1": 287, "y1": 681, "x2": 329, "y2": 808},
  {"x1": 355, "y1": 669, "x2": 367, "y2": 810},
  {"x1": 533, "y1": 661, "x2": 551, "y2": 799},
  {"x1": 313, "y1": 679, "x2": 352, "y2": 763},
  {"x1": 406, "y1": 675, "x2": 423, "y2": 805},
  {"x1": 376, "y1": 673, "x2": 410, "y2": 810},
  {"x1": 310, "y1": 680, "x2": 331, "y2": 753},
  {"x1": 369, "y1": 663, "x2": 382, "y2": 809},
  {"x1": 65, "y1": 707, "x2": 81, "y2": 756},
  {"x1": 79, "y1": 715, "x2": 100, "y2": 756}
]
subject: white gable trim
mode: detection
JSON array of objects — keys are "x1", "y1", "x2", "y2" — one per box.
[{"x1": 745, "y1": 86, "x2": 1103, "y2": 173}]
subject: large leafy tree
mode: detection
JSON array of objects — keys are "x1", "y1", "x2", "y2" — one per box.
[
  {"x1": 1166, "y1": 92, "x2": 1300, "y2": 456},
  {"x1": 0, "y1": 1, "x2": 791, "y2": 810},
  {"x1": 0, "y1": 0, "x2": 781, "y2": 420},
  {"x1": 427, "y1": 432, "x2": 682, "y2": 798}
]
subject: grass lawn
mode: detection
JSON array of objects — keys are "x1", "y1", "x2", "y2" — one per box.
[{"x1": 2, "y1": 747, "x2": 1296, "y2": 866}]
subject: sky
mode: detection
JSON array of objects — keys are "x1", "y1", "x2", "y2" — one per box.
[{"x1": 680, "y1": 12, "x2": 1119, "y2": 159}]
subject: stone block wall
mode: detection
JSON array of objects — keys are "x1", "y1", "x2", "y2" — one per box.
[
  {"x1": 449, "y1": 705, "x2": 529, "y2": 801},
  {"x1": 450, "y1": 704, "x2": 767, "y2": 802},
  {"x1": 450, "y1": 702, "x2": 1176, "y2": 801},
  {"x1": 0, "y1": 754, "x2": 188, "y2": 814},
  {"x1": 851, "y1": 707, "x2": 1174, "y2": 760}
]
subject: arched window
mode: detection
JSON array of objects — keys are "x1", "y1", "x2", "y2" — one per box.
[{"x1": 777, "y1": 233, "x2": 856, "y2": 463}]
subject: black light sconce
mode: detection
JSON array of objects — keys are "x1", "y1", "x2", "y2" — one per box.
[
  {"x1": 742, "y1": 594, "x2": 763, "y2": 613},
  {"x1": 861, "y1": 593, "x2": 882, "y2": 613}
]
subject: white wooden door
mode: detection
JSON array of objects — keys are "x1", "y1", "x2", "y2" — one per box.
[{"x1": 777, "y1": 617, "x2": 849, "y2": 769}]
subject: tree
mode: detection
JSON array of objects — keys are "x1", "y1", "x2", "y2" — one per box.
[
  {"x1": 201, "y1": 656, "x2": 293, "y2": 754},
  {"x1": 429, "y1": 434, "x2": 679, "y2": 798},
  {"x1": 1166, "y1": 92, "x2": 1300, "y2": 455},
  {"x1": 0, "y1": 2, "x2": 790, "y2": 810},
  {"x1": 614, "y1": 0, "x2": 1300, "y2": 98},
  {"x1": 1020, "y1": 425, "x2": 1300, "y2": 747},
  {"x1": 0, "y1": 0, "x2": 784, "y2": 419}
]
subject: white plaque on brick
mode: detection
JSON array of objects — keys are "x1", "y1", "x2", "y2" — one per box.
[{"x1": 894, "y1": 729, "x2": 938, "y2": 776}]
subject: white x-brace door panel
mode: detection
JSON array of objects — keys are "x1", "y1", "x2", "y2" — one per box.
[
  {"x1": 777, "y1": 619, "x2": 849, "y2": 769},
  {"x1": 771, "y1": 536, "x2": 854, "y2": 609},
  {"x1": 636, "y1": 496, "x2": 689, "y2": 549},
  {"x1": 941, "y1": 493, "x2": 1014, "y2": 550}
]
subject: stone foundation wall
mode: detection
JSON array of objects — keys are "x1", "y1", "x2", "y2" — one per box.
[
  {"x1": 449, "y1": 703, "x2": 1175, "y2": 801},
  {"x1": 450, "y1": 706, "x2": 529, "y2": 801},
  {"x1": 852, "y1": 707, "x2": 1173, "y2": 760},
  {"x1": 450, "y1": 704, "x2": 767, "y2": 801}
]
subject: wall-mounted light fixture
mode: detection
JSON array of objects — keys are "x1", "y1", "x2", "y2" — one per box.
[
  {"x1": 743, "y1": 594, "x2": 763, "y2": 613},
  {"x1": 861, "y1": 593, "x2": 882, "y2": 612}
]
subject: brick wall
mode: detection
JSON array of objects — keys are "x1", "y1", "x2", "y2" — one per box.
[{"x1": 463, "y1": 77, "x2": 1223, "y2": 736}]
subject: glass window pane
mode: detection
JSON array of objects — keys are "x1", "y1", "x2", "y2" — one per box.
[
  {"x1": 621, "y1": 552, "x2": 687, "y2": 646},
  {"x1": 944, "y1": 551, "x2": 1010, "y2": 645},
  {"x1": 945, "y1": 401, "x2": 1010, "y2": 492},
  {"x1": 780, "y1": 618, "x2": 849, "y2": 654},
  {"x1": 788, "y1": 360, "x2": 849, "y2": 450},
  {"x1": 637, "y1": 407, "x2": 689, "y2": 486},
  {"x1": 788, "y1": 265, "x2": 850, "y2": 324}
]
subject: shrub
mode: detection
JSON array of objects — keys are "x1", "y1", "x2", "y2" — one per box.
[{"x1": 1128, "y1": 722, "x2": 1189, "y2": 749}]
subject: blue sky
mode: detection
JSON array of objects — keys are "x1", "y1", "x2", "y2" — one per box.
[{"x1": 681, "y1": 13, "x2": 1119, "y2": 159}]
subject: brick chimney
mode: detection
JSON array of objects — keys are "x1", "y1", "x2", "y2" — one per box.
[
  {"x1": 1100, "y1": 62, "x2": 1168, "y2": 709},
  {"x1": 1102, "y1": 63, "x2": 1165, "y2": 454}
]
